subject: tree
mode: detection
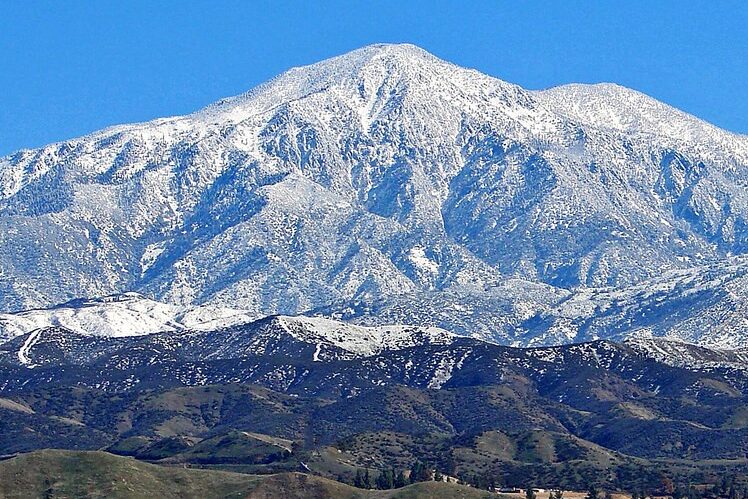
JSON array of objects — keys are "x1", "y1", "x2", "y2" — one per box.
[
  {"x1": 394, "y1": 470, "x2": 407, "y2": 488},
  {"x1": 434, "y1": 469, "x2": 443, "y2": 482},
  {"x1": 444, "y1": 453, "x2": 457, "y2": 476},
  {"x1": 585, "y1": 484, "x2": 599, "y2": 499},
  {"x1": 375, "y1": 470, "x2": 385, "y2": 490},
  {"x1": 354, "y1": 469, "x2": 365, "y2": 488},
  {"x1": 526, "y1": 486, "x2": 537, "y2": 499},
  {"x1": 363, "y1": 468, "x2": 372, "y2": 489},
  {"x1": 603, "y1": 492, "x2": 613, "y2": 499},
  {"x1": 486, "y1": 473, "x2": 496, "y2": 492},
  {"x1": 719, "y1": 476, "x2": 732, "y2": 497},
  {"x1": 661, "y1": 478, "x2": 676, "y2": 497},
  {"x1": 375, "y1": 469, "x2": 394, "y2": 490},
  {"x1": 552, "y1": 491, "x2": 564, "y2": 499},
  {"x1": 409, "y1": 461, "x2": 431, "y2": 483}
]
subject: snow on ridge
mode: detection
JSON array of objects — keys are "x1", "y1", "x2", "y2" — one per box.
[
  {"x1": 274, "y1": 315, "x2": 455, "y2": 357},
  {"x1": 537, "y1": 82, "x2": 748, "y2": 159},
  {"x1": 0, "y1": 293, "x2": 457, "y2": 361},
  {"x1": 623, "y1": 336, "x2": 748, "y2": 370},
  {"x1": 0, "y1": 293, "x2": 257, "y2": 341}
]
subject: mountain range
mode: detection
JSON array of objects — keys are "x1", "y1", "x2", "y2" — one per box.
[
  {"x1": 3, "y1": 316, "x2": 748, "y2": 493},
  {"x1": 5, "y1": 42, "x2": 748, "y2": 498},
  {"x1": 1, "y1": 43, "x2": 747, "y2": 348}
]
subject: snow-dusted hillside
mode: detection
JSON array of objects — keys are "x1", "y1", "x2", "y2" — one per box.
[
  {"x1": 267, "y1": 315, "x2": 454, "y2": 358},
  {"x1": 1, "y1": 43, "x2": 747, "y2": 347},
  {"x1": 623, "y1": 337, "x2": 748, "y2": 371},
  {"x1": 0, "y1": 292, "x2": 256, "y2": 341},
  {"x1": 319, "y1": 257, "x2": 748, "y2": 348},
  {"x1": 0, "y1": 311, "x2": 456, "y2": 368}
]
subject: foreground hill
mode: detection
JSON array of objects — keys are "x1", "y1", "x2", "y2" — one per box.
[
  {"x1": 0, "y1": 450, "x2": 260, "y2": 498},
  {"x1": 0, "y1": 450, "x2": 497, "y2": 499}
]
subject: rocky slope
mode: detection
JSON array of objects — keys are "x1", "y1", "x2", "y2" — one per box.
[
  {"x1": 1, "y1": 43, "x2": 746, "y2": 346},
  {"x1": 1, "y1": 254, "x2": 747, "y2": 348}
]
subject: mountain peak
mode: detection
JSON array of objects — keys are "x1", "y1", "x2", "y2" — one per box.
[
  {"x1": 2, "y1": 45, "x2": 748, "y2": 350},
  {"x1": 339, "y1": 42, "x2": 439, "y2": 60},
  {"x1": 283, "y1": 42, "x2": 452, "y2": 78},
  {"x1": 201, "y1": 42, "x2": 501, "y2": 121}
]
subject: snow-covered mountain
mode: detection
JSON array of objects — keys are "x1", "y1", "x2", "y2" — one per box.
[
  {"x1": 321, "y1": 257, "x2": 748, "y2": 348},
  {"x1": 4, "y1": 317, "x2": 748, "y2": 397},
  {"x1": 0, "y1": 313, "x2": 455, "y2": 369},
  {"x1": 1, "y1": 43, "x2": 747, "y2": 347},
  {"x1": 0, "y1": 292, "x2": 256, "y2": 341}
]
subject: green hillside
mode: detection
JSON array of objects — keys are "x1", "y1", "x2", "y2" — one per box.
[{"x1": 0, "y1": 450, "x2": 498, "y2": 499}]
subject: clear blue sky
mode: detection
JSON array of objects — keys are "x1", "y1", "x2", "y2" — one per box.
[{"x1": 1, "y1": 1, "x2": 746, "y2": 155}]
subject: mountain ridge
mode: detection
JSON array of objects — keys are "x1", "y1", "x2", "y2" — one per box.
[{"x1": 1, "y1": 43, "x2": 747, "y2": 347}]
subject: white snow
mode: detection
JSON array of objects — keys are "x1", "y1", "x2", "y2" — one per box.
[
  {"x1": 1, "y1": 43, "x2": 748, "y2": 351},
  {"x1": 312, "y1": 342, "x2": 322, "y2": 362},
  {"x1": 409, "y1": 247, "x2": 439, "y2": 275},
  {"x1": 275, "y1": 315, "x2": 455, "y2": 358},
  {"x1": 17, "y1": 329, "x2": 42, "y2": 366},
  {"x1": 0, "y1": 293, "x2": 257, "y2": 341}
]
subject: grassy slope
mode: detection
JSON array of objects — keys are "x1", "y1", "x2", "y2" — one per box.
[
  {"x1": 0, "y1": 450, "x2": 497, "y2": 499},
  {"x1": 0, "y1": 450, "x2": 260, "y2": 499}
]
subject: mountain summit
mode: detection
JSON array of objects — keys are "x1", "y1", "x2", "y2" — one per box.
[{"x1": 1, "y1": 44, "x2": 747, "y2": 346}]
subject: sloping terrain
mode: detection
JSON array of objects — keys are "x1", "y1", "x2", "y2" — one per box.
[
  {"x1": 0, "y1": 292, "x2": 256, "y2": 340},
  {"x1": 0, "y1": 450, "x2": 498, "y2": 499},
  {"x1": 1, "y1": 43, "x2": 746, "y2": 346},
  {"x1": 2, "y1": 258, "x2": 748, "y2": 348},
  {"x1": 3, "y1": 323, "x2": 748, "y2": 491}
]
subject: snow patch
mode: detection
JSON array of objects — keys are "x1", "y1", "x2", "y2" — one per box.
[{"x1": 409, "y1": 247, "x2": 439, "y2": 275}]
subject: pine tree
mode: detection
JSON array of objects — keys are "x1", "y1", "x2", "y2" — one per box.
[
  {"x1": 603, "y1": 492, "x2": 613, "y2": 499},
  {"x1": 434, "y1": 469, "x2": 443, "y2": 482},
  {"x1": 488, "y1": 474, "x2": 496, "y2": 492},
  {"x1": 526, "y1": 486, "x2": 537, "y2": 499},
  {"x1": 409, "y1": 461, "x2": 431, "y2": 482},
  {"x1": 719, "y1": 476, "x2": 732, "y2": 497},
  {"x1": 375, "y1": 470, "x2": 386, "y2": 490},
  {"x1": 422, "y1": 463, "x2": 433, "y2": 482},
  {"x1": 553, "y1": 491, "x2": 564, "y2": 499},
  {"x1": 363, "y1": 468, "x2": 371, "y2": 489},
  {"x1": 444, "y1": 453, "x2": 456, "y2": 476},
  {"x1": 409, "y1": 462, "x2": 422, "y2": 483}
]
